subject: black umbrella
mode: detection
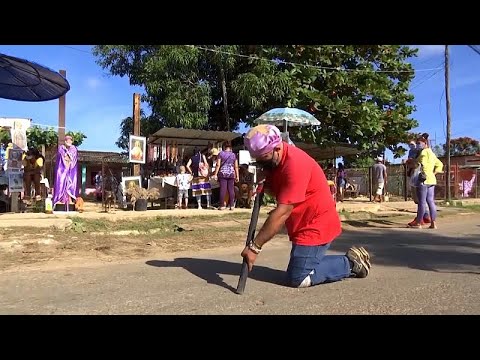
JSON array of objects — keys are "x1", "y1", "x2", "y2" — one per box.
[{"x1": 0, "y1": 52, "x2": 70, "y2": 102}]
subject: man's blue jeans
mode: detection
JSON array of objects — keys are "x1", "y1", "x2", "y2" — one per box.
[{"x1": 286, "y1": 242, "x2": 351, "y2": 287}]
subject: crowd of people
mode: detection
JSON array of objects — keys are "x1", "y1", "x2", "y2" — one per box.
[{"x1": 172, "y1": 141, "x2": 255, "y2": 210}]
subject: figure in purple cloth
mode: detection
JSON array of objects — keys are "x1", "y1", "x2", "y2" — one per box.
[{"x1": 53, "y1": 135, "x2": 78, "y2": 210}]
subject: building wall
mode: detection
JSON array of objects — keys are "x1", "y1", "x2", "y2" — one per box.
[
  {"x1": 76, "y1": 162, "x2": 125, "y2": 197},
  {"x1": 438, "y1": 154, "x2": 480, "y2": 166}
]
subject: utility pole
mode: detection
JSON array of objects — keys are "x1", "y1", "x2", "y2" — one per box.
[
  {"x1": 58, "y1": 70, "x2": 67, "y2": 147},
  {"x1": 444, "y1": 45, "x2": 452, "y2": 202}
]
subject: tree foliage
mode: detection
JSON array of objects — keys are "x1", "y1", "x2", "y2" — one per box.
[
  {"x1": 432, "y1": 144, "x2": 445, "y2": 157},
  {"x1": 116, "y1": 111, "x2": 163, "y2": 153},
  {"x1": 93, "y1": 45, "x2": 418, "y2": 156},
  {"x1": 442, "y1": 136, "x2": 480, "y2": 156},
  {"x1": 0, "y1": 126, "x2": 86, "y2": 149}
]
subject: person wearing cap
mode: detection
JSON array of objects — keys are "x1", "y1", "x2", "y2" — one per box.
[
  {"x1": 241, "y1": 124, "x2": 371, "y2": 288},
  {"x1": 372, "y1": 156, "x2": 387, "y2": 202}
]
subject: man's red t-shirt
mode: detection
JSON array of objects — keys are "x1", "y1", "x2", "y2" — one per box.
[{"x1": 267, "y1": 142, "x2": 341, "y2": 246}]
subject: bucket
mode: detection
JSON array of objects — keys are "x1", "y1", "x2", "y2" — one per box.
[{"x1": 134, "y1": 198, "x2": 148, "y2": 211}]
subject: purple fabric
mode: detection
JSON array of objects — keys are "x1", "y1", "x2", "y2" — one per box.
[
  {"x1": 219, "y1": 177, "x2": 235, "y2": 208},
  {"x1": 416, "y1": 184, "x2": 436, "y2": 222},
  {"x1": 244, "y1": 124, "x2": 282, "y2": 158},
  {"x1": 53, "y1": 144, "x2": 78, "y2": 207},
  {"x1": 218, "y1": 150, "x2": 236, "y2": 179}
]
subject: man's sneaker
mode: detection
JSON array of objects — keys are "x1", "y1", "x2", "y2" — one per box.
[
  {"x1": 356, "y1": 246, "x2": 371, "y2": 269},
  {"x1": 423, "y1": 216, "x2": 431, "y2": 224},
  {"x1": 346, "y1": 247, "x2": 370, "y2": 278}
]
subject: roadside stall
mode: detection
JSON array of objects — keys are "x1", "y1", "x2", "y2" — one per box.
[{"x1": 146, "y1": 127, "x2": 242, "y2": 202}]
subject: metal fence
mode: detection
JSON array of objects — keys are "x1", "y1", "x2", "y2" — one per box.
[{"x1": 344, "y1": 164, "x2": 479, "y2": 201}]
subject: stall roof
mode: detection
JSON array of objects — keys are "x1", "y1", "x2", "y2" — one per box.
[
  {"x1": 77, "y1": 150, "x2": 129, "y2": 164},
  {"x1": 148, "y1": 127, "x2": 242, "y2": 149},
  {"x1": 295, "y1": 142, "x2": 362, "y2": 160}
]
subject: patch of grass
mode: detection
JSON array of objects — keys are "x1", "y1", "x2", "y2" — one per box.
[
  {"x1": 172, "y1": 212, "x2": 254, "y2": 221},
  {"x1": 339, "y1": 209, "x2": 351, "y2": 220},
  {"x1": 67, "y1": 216, "x2": 178, "y2": 233},
  {"x1": 440, "y1": 202, "x2": 480, "y2": 212},
  {"x1": 66, "y1": 212, "x2": 256, "y2": 234}
]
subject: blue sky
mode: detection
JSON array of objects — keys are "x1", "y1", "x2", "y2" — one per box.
[{"x1": 0, "y1": 45, "x2": 478, "y2": 162}]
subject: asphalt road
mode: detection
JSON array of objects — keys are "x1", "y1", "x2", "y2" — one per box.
[{"x1": 1, "y1": 214, "x2": 479, "y2": 315}]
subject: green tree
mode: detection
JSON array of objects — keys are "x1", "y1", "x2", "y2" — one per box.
[
  {"x1": 443, "y1": 137, "x2": 480, "y2": 156},
  {"x1": 248, "y1": 45, "x2": 418, "y2": 158},
  {"x1": 116, "y1": 111, "x2": 163, "y2": 153},
  {"x1": 93, "y1": 45, "x2": 418, "y2": 157},
  {"x1": 343, "y1": 155, "x2": 375, "y2": 168},
  {"x1": 1, "y1": 126, "x2": 86, "y2": 149},
  {"x1": 432, "y1": 144, "x2": 445, "y2": 157},
  {"x1": 92, "y1": 45, "x2": 291, "y2": 132},
  {"x1": 27, "y1": 126, "x2": 86, "y2": 149}
]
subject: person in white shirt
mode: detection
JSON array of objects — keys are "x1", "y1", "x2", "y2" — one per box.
[{"x1": 175, "y1": 166, "x2": 192, "y2": 209}]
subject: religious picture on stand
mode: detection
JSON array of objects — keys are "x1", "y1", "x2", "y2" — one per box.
[
  {"x1": 129, "y1": 135, "x2": 146, "y2": 164},
  {"x1": 8, "y1": 171, "x2": 24, "y2": 192},
  {"x1": 7, "y1": 148, "x2": 23, "y2": 170},
  {"x1": 122, "y1": 176, "x2": 142, "y2": 192}
]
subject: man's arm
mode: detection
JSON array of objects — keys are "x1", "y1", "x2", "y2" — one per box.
[{"x1": 253, "y1": 203, "x2": 293, "y2": 248}]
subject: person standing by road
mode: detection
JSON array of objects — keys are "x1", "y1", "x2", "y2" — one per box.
[{"x1": 372, "y1": 157, "x2": 387, "y2": 203}]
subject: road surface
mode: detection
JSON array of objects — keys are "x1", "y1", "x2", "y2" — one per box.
[{"x1": 1, "y1": 214, "x2": 479, "y2": 314}]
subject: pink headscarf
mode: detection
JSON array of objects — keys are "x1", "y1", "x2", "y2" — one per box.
[{"x1": 244, "y1": 124, "x2": 283, "y2": 158}]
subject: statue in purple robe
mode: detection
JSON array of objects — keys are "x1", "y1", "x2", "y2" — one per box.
[{"x1": 53, "y1": 135, "x2": 78, "y2": 209}]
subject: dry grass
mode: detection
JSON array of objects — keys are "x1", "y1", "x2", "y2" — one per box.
[{"x1": 0, "y1": 213, "x2": 261, "y2": 271}]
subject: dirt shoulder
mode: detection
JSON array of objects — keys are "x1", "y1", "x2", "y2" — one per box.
[{"x1": 0, "y1": 205, "x2": 477, "y2": 273}]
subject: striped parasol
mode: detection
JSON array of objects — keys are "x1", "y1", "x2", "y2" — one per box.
[{"x1": 255, "y1": 107, "x2": 320, "y2": 131}]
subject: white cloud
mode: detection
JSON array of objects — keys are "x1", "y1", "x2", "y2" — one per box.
[
  {"x1": 86, "y1": 77, "x2": 101, "y2": 90},
  {"x1": 413, "y1": 45, "x2": 445, "y2": 58}
]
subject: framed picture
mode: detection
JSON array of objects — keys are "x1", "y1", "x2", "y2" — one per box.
[
  {"x1": 8, "y1": 171, "x2": 24, "y2": 192},
  {"x1": 122, "y1": 176, "x2": 142, "y2": 193},
  {"x1": 7, "y1": 148, "x2": 23, "y2": 170},
  {"x1": 129, "y1": 135, "x2": 146, "y2": 164}
]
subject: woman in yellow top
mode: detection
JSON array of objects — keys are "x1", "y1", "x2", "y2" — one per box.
[{"x1": 409, "y1": 135, "x2": 443, "y2": 229}]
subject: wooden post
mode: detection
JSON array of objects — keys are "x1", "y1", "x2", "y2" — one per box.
[
  {"x1": 133, "y1": 93, "x2": 141, "y2": 177},
  {"x1": 58, "y1": 70, "x2": 67, "y2": 147},
  {"x1": 368, "y1": 167, "x2": 373, "y2": 202},
  {"x1": 444, "y1": 46, "x2": 452, "y2": 201},
  {"x1": 10, "y1": 192, "x2": 19, "y2": 213}
]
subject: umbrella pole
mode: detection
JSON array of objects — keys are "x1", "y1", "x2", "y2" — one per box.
[{"x1": 283, "y1": 119, "x2": 288, "y2": 134}]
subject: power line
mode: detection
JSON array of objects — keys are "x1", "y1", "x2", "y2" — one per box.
[
  {"x1": 191, "y1": 45, "x2": 444, "y2": 74},
  {"x1": 467, "y1": 45, "x2": 480, "y2": 56},
  {"x1": 410, "y1": 67, "x2": 443, "y2": 90},
  {"x1": 62, "y1": 45, "x2": 92, "y2": 54},
  {"x1": 62, "y1": 45, "x2": 443, "y2": 74}
]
